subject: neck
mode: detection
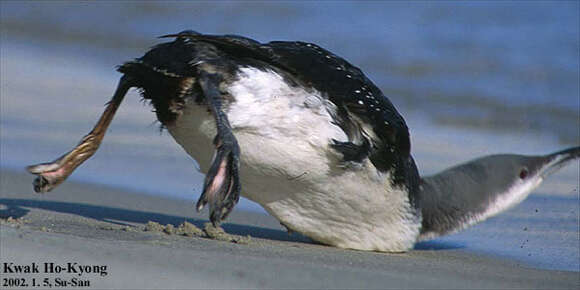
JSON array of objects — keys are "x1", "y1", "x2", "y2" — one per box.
[
  {"x1": 417, "y1": 172, "x2": 484, "y2": 240},
  {"x1": 416, "y1": 157, "x2": 540, "y2": 241}
]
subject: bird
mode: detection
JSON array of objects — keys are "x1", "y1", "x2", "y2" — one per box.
[{"x1": 27, "y1": 31, "x2": 580, "y2": 252}]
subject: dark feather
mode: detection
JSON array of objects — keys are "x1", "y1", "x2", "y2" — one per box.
[{"x1": 121, "y1": 31, "x2": 418, "y2": 197}]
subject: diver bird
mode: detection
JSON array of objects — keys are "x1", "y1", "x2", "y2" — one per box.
[{"x1": 27, "y1": 31, "x2": 580, "y2": 252}]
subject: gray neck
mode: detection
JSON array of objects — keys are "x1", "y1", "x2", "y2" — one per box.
[
  {"x1": 417, "y1": 155, "x2": 530, "y2": 240},
  {"x1": 418, "y1": 172, "x2": 486, "y2": 240}
]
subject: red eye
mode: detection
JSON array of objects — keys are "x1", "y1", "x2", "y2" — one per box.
[{"x1": 519, "y1": 168, "x2": 529, "y2": 179}]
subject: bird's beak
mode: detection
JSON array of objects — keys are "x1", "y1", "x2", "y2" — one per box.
[{"x1": 539, "y1": 147, "x2": 580, "y2": 178}]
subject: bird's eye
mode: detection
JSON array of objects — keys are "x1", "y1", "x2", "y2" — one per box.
[{"x1": 519, "y1": 168, "x2": 529, "y2": 179}]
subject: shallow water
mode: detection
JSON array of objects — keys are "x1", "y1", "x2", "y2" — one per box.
[{"x1": 1, "y1": 1, "x2": 578, "y2": 271}]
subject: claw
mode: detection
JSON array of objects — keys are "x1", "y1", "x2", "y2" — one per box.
[{"x1": 32, "y1": 173, "x2": 50, "y2": 193}]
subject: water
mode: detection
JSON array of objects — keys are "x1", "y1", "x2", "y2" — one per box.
[{"x1": 1, "y1": 1, "x2": 578, "y2": 271}]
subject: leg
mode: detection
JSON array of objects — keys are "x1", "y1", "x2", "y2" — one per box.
[
  {"x1": 27, "y1": 76, "x2": 133, "y2": 192},
  {"x1": 196, "y1": 72, "x2": 241, "y2": 226}
]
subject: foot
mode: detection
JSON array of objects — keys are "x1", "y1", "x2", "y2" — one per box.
[
  {"x1": 27, "y1": 155, "x2": 72, "y2": 193},
  {"x1": 196, "y1": 131, "x2": 241, "y2": 226},
  {"x1": 27, "y1": 134, "x2": 99, "y2": 193}
]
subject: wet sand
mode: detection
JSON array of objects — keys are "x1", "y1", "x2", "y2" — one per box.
[{"x1": 1, "y1": 170, "x2": 578, "y2": 289}]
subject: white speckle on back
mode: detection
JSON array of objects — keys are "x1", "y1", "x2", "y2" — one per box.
[{"x1": 188, "y1": 60, "x2": 204, "y2": 66}]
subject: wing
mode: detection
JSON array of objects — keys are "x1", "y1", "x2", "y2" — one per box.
[{"x1": 265, "y1": 41, "x2": 411, "y2": 164}]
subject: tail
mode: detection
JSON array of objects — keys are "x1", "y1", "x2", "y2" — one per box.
[{"x1": 417, "y1": 146, "x2": 580, "y2": 241}]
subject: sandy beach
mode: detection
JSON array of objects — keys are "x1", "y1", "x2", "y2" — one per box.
[{"x1": 1, "y1": 170, "x2": 578, "y2": 289}]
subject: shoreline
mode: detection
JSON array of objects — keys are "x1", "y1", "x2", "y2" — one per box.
[{"x1": 1, "y1": 170, "x2": 578, "y2": 289}]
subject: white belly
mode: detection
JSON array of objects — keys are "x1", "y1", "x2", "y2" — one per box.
[{"x1": 166, "y1": 67, "x2": 420, "y2": 252}]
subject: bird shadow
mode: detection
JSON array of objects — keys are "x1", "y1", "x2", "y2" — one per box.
[
  {"x1": 0, "y1": 198, "x2": 462, "y2": 251},
  {"x1": 413, "y1": 240, "x2": 464, "y2": 250},
  {"x1": 0, "y1": 198, "x2": 312, "y2": 244}
]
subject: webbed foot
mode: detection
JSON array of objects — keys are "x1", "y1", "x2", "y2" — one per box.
[
  {"x1": 27, "y1": 151, "x2": 81, "y2": 193},
  {"x1": 196, "y1": 131, "x2": 241, "y2": 226}
]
